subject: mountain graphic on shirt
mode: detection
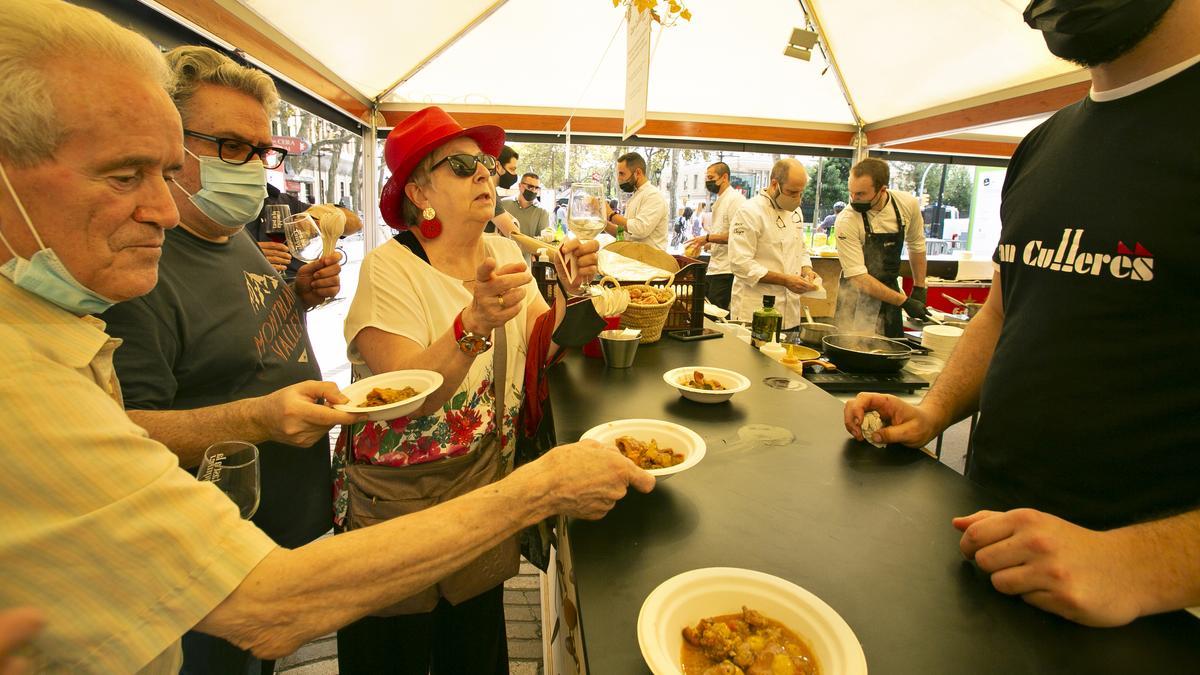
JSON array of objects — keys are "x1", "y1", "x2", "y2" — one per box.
[{"x1": 244, "y1": 271, "x2": 280, "y2": 313}]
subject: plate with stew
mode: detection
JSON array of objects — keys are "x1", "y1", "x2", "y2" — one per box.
[
  {"x1": 580, "y1": 419, "x2": 705, "y2": 479},
  {"x1": 663, "y1": 367, "x2": 751, "y2": 404},
  {"x1": 638, "y1": 567, "x2": 866, "y2": 675},
  {"x1": 333, "y1": 370, "x2": 443, "y2": 422}
]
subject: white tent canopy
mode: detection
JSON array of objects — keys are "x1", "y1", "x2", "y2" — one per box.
[{"x1": 153, "y1": 0, "x2": 1088, "y2": 153}]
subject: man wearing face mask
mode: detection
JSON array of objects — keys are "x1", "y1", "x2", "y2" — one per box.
[
  {"x1": 98, "y1": 45, "x2": 354, "y2": 674},
  {"x1": 684, "y1": 161, "x2": 746, "y2": 311},
  {"x1": 728, "y1": 158, "x2": 819, "y2": 328},
  {"x1": 603, "y1": 151, "x2": 669, "y2": 249},
  {"x1": 831, "y1": 158, "x2": 928, "y2": 337},
  {"x1": 845, "y1": 0, "x2": 1200, "y2": 627},
  {"x1": 498, "y1": 171, "x2": 550, "y2": 240}
]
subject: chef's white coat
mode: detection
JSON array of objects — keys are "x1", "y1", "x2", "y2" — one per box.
[{"x1": 729, "y1": 191, "x2": 813, "y2": 328}]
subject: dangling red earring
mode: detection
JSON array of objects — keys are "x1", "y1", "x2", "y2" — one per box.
[{"x1": 419, "y1": 206, "x2": 442, "y2": 239}]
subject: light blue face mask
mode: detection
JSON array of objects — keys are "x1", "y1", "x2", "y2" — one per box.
[
  {"x1": 0, "y1": 162, "x2": 116, "y2": 315},
  {"x1": 174, "y1": 148, "x2": 267, "y2": 229}
]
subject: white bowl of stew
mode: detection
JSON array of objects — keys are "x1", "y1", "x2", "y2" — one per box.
[
  {"x1": 663, "y1": 367, "x2": 751, "y2": 404},
  {"x1": 580, "y1": 419, "x2": 705, "y2": 479},
  {"x1": 638, "y1": 567, "x2": 866, "y2": 675},
  {"x1": 333, "y1": 370, "x2": 443, "y2": 422}
]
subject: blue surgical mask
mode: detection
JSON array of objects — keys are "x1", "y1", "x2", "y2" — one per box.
[
  {"x1": 0, "y1": 162, "x2": 117, "y2": 315},
  {"x1": 174, "y1": 148, "x2": 267, "y2": 229}
]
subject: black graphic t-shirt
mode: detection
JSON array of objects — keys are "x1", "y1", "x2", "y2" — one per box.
[
  {"x1": 972, "y1": 61, "x2": 1200, "y2": 529},
  {"x1": 102, "y1": 227, "x2": 330, "y2": 547}
]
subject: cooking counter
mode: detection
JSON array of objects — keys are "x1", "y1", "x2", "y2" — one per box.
[{"x1": 546, "y1": 336, "x2": 1200, "y2": 674}]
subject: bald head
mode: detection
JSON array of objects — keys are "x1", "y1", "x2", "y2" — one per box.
[{"x1": 769, "y1": 158, "x2": 807, "y2": 212}]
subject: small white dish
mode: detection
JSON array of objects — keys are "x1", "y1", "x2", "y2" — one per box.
[
  {"x1": 333, "y1": 370, "x2": 443, "y2": 422},
  {"x1": 581, "y1": 419, "x2": 705, "y2": 479},
  {"x1": 662, "y1": 367, "x2": 751, "y2": 404},
  {"x1": 638, "y1": 567, "x2": 867, "y2": 675}
]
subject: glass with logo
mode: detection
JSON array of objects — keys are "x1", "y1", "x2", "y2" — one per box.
[
  {"x1": 264, "y1": 204, "x2": 290, "y2": 244},
  {"x1": 197, "y1": 441, "x2": 260, "y2": 519}
]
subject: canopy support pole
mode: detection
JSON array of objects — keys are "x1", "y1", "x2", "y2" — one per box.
[
  {"x1": 798, "y1": 0, "x2": 865, "y2": 136},
  {"x1": 362, "y1": 106, "x2": 382, "y2": 251}
]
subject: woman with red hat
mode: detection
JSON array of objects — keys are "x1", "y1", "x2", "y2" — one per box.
[{"x1": 335, "y1": 106, "x2": 600, "y2": 673}]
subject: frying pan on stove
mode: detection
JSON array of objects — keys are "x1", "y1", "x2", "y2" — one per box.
[{"x1": 822, "y1": 334, "x2": 914, "y2": 373}]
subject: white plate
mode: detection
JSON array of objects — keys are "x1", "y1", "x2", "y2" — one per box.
[
  {"x1": 333, "y1": 370, "x2": 443, "y2": 422},
  {"x1": 662, "y1": 367, "x2": 751, "y2": 404},
  {"x1": 638, "y1": 567, "x2": 867, "y2": 675},
  {"x1": 580, "y1": 419, "x2": 705, "y2": 479}
]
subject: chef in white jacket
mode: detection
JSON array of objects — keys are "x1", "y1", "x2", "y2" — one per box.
[{"x1": 729, "y1": 158, "x2": 819, "y2": 329}]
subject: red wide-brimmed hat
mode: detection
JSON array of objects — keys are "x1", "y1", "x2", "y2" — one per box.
[{"x1": 379, "y1": 106, "x2": 505, "y2": 230}]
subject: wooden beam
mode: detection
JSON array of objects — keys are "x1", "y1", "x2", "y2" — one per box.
[
  {"x1": 152, "y1": 0, "x2": 369, "y2": 120},
  {"x1": 884, "y1": 137, "x2": 1020, "y2": 158},
  {"x1": 379, "y1": 110, "x2": 856, "y2": 146},
  {"x1": 866, "y1": 80, "x2": 1089, "y2": 147}
]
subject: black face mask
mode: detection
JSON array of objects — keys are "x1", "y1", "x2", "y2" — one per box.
[
  {"x1": 1023, "y1": 0, "x2": 1175, "y2": 66},
  {"x1": 498, "y1": 172, "x2": 518, "y2": 189},
  {"x1": 704, "y1": 180, "x2": 720, "y2": 194},
  {"x1": 619, "y1": 178, "x2": 638, "y2": 193},
  {"x1": 851, "y1": 190, "x2": 880, "y2": 214},
  {"x1": 522, "y1": 188, "x2": 538, "y2": 203}
]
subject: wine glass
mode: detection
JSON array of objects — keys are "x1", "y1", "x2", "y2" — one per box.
[
  {"x1": 264, "y1": 204, "x2": 291, "y2": 244},
  {"x1": 282, "y1": 212, "x2": 324, "y2": 263},
  {"x1": 567, "y1": 181, "x2": 606, "y2": 289},
  {"x1": 197, "y1": 441, "x2": 260, "y2": 519}
]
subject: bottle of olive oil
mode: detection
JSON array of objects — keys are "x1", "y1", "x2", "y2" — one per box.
[{"x1": 751, "y1": 295, "x2": 782, "y2": 347}]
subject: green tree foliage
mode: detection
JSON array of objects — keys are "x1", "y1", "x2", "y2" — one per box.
[{"x1": 802, "y1": 157, "x2": 851, "y2": 223}]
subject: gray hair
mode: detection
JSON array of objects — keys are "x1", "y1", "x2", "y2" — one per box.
[
  {"x1": 0, "y1": 0, "x2": 173, "y2": 167},
  {"x1": 166, "y1": 45, "x2": 279, "y2": 122},
  {"x1": 400, "y1": 153, "x2": 437, "y2": 227}
]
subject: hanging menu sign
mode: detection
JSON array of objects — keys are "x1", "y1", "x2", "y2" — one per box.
[{"x1": 623, "y1": 5, "x2": 651, "y2": 140}]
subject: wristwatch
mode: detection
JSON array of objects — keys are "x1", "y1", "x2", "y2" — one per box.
[{"x1": 453, "y1": 310, "x2": 492, "y2": 356}]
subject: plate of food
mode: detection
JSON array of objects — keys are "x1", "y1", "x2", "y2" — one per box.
[
  {"x1": 580, "y1": 419, "x2": 705, "y2": 479},
  {"x1": 638, "y1": 567, "x2": 867, "y2": 675},
  {"x1": 333, "y1": 370, "x2": 443, "y2": 422},
  {"x1": 663, "y1": 367, "x2": 751, "y2": 404}
]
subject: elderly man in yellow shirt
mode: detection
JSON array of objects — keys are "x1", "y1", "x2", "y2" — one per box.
[{"x1": 0, "y1": 2, "x2": 655, "y2": 673}]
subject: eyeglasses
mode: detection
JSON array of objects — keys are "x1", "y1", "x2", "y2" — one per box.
[
  {"x1": 519, "y1": 182, "x2": 541, "y2": 191},
  {"x1": 431, "y1": 152, "x2": 497, "y2": 178},
  {"x1": 184, "y1": 130, "x2": 288, "y2": 169}
]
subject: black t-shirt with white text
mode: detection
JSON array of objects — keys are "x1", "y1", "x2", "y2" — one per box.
[{"x1": 972, "y1": 62, "x2": 1200, "y2": 530}]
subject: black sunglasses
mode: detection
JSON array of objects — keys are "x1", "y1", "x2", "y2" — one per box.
[
  {"x1": 184, "y1": 130, "x2": 288, "y2": 169},
  {"x1": 431, "y1": 152, "x2": 498, "y2": 178}
]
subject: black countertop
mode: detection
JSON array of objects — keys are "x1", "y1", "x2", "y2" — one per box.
[{"x1": 548, "y1": 335, "x2": 1200, "y2": 674}]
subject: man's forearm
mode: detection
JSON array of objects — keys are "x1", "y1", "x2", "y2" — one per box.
[
  {"x1": 758, "y1": 271, "x2": 791, "y2": 287},
  {"x1": 129, "y1": 403, "x2": 265, "y2": 469},
  {"x1": 706, "y1": 232, "x2": 728, "y2": 244},
  {"x1": 848, "y1": 274, "x2": 905, "y2": 305},
  {"x1": 919, "y1": 275, "x2": 1003, "y2": 430},
  {"x1": 604, "y1": 213, "x2": 625, "y2": 236},
  {"x1": 196, "y1": 465, "x2": 555, "y2": 658},
  {"x1": 1115, "y1": 509, "x2": 1200, "y2": 617},
  {"x1": 909, "y1": 251, "x2": 928, "y2": 288}
]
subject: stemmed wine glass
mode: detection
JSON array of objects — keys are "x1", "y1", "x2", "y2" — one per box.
[
  {"x1": 197, "y1": 441, "x2": 260, "y2": 519},
  {"x1": 567, "y1": 180, "x2": 606, "y2": 290},
  {"x1": 282, "y1": 212, "x2": 325, "y2": 264}
]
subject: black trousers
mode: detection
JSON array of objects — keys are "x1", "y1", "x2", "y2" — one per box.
[
  {"x1": 705, "y1": 273, "x2": 733, "y2": 311},
  {"x1": 337, "y1": 584, "x2": 509, "y2": 674}
]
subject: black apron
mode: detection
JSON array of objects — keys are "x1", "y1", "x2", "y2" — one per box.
[{"x1": 835, "y1": 195, "x2": 906, "y2": 337}]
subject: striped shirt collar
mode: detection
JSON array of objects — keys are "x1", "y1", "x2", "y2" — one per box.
[{"x1": 0, "y1": 277, "x2": 113, "y2": 370}]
